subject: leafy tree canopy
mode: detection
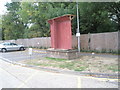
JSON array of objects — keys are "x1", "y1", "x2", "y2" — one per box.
[{"x1": 2, "y1": 2, "x2": 120, "y2": 40}]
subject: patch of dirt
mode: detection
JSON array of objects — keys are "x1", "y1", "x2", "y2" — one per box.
[
  {"x1": 75, "y1": 56, "x2": 118, "y2": 74},
  {"x1": 18, "y1": 56, "x2": 118, "y2": 74}
]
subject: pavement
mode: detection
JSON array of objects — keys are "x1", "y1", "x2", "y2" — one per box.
[{"x1": 0, "y1": 59, "x2": 119, "y2": 88}]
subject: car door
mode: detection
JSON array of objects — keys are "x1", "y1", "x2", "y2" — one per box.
[
  {"x1": 10, "y1": 43, "x2": 19, "y2": 50},
  {"x1": 4, "y1": 43, "x2": 13, "y2": 51}
]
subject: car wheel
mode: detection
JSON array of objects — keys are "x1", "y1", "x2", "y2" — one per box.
[
  {"x1": 1, "y1": 48, "x2": 7, "y2": 53},
  {"x1": 20, "y1": 47, "x2": 24, "y2": 51}
]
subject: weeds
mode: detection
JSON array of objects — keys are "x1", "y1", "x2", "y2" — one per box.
[
  {"x1": 20, "y1": 56, "x2": 118, "y2": 73},
  {"x1": 107, "y1": 65, "x2": 119, "y2": 72},
  {"x1": 45, "y1": 57, "x2": 67, "y2": 61}
]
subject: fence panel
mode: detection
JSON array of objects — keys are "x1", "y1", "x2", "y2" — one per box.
[{"x1": 0, "y1": 32, "x2": 119, "y2": 52}]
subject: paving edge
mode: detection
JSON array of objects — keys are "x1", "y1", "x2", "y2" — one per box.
[{"x1": 0, "y1": 57, "x2": 119, "y2": 79}]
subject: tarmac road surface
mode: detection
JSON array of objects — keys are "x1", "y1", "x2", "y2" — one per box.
[
  {"x1": 0, "y1": 49, "x2": 118, "y2": 62},
  {"x1": 0, "y1": 49, "x2": 46, "y2": 61}
]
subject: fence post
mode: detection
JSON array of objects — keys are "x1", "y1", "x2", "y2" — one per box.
[{"x1": 88, "y1": 32, "x2": 91, "y2": 50}]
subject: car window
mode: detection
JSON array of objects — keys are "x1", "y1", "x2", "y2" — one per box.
[
  {"x1": 10, "y1": 43, "x2": 17, "y2": 45},
  {"x1": 3, "y1": 43, "x2": 10, "y2": 45},
  {"x1": 13, "y1": 43, "x2": 17, "y2": 45}
]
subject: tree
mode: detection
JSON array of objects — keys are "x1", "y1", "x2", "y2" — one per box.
[
  {"x1": 2, "y1": 2, "x2": 25, "y2": 40},
  {"x1": 17, "y1": 2, "x2": 76, "y2": 38},
  {"x1": 79, "y1": 2, "x2": 118, "y2": 34},
  {"x1": 104, "y1": 2, "x2": 120, "y2": 30},
  {"x1": 2, "y1": 2, "x2": 119, "y2": 40}
]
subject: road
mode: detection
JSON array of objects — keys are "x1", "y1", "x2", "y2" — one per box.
[
  {"x1": 0, "y1": 49, "x2": 118, "y2": 62},
  {"x1": 0, "y1": 49, "x2": 46, "y2": 61},
  {"x1": 0, "y1": 58, "x2": 118, "y2": 88}
]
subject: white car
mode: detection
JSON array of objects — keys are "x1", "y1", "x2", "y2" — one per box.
[{"x1": 0, "y1": 42, "x2": 25, "y2": 52}]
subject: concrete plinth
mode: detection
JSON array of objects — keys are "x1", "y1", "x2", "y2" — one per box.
[{"x1": 46, "y1": 49, "x2": 80, "y2": 60}]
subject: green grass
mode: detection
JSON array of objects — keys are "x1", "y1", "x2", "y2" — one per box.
[
  {"x1": 74, "y1": 66, "x2": 87, "y2": 71},
  {"x1": 59, "y1": 63, "x2": 74, "y2": 69},
  {"x1": 45, "y1": 57, "x2": 67, "y2": 61},
  {"x1": 58, "y1": 61, "x2": 88, "y2": 71},
  {"x1": 26, "y1": 58, "x2": 87, "y2": 71},
  {"x1": 21, "y1": 56, "x2": 118, "y2": 73},
  {"x1": 107, "y1": 65, "x2": 119, "y2": 72}
]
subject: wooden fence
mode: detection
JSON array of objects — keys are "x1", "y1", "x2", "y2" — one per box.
[{"x1": 0, "y1": 31, "x2": 119, "y2": 52}]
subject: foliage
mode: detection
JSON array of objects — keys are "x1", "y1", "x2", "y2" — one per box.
[
  {"x1": 79, "y1": 2, "x2": 118, "y2": 34},
  {"x1": 104, "y1": 2, "x2": 120, "y2": 31},
  {"x1": 2, "y1": 2, "x2": 25, "y2": 40},
  {"x1": 1, "y1": 2, "x2": 120, "y2": 40},
  {"x1": 45, "y1": 57, "x2": 67, "y2": 61}
]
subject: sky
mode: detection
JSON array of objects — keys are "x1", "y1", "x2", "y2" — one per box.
[{"x1": 0, "y1": 0, "x2": 11, "y2": 15}]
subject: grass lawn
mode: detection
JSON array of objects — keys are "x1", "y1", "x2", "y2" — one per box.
[{"x1": 19, "y1": 56, "x2": 118, "y2": 74}]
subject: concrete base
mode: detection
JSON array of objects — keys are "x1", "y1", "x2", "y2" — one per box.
[{"x1": 46, "y1": 49, "x2": 80, "y2": 60}]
